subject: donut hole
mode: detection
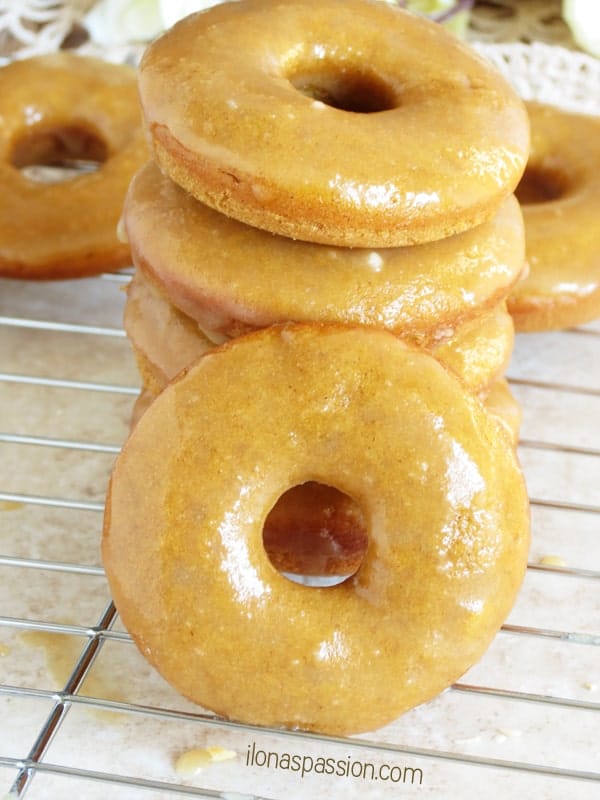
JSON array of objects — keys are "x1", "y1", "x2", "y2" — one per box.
[
  {"x1": 288, "y1": 64, "x2": 398, "y2": 113},
  {"x1": 11, "y1": 124, "x2": 108, "y2": 182},
  {"x1": 515, "y1": 164, "x2": 568, "y2": 204},
  {"x1": 262, "y1": 481, "x2": 368, "y2": 587}
]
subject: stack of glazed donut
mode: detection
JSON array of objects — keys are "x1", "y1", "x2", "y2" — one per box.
[{"x1": 104, "y1": 0, "x2": 531, "y2": 735}]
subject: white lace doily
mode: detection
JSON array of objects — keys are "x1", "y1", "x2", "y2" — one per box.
[
  {"x1": 0, "y1": 0, "x2": 92, "y2": 60},
  {"x1": 0, "y1": 0, "x2": 145, "y2": 64},
  {"x1": 476, "y1": 40, "x2": 600, "y2": 115}
]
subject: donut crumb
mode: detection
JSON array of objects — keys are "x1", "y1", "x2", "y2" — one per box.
[
  {"x1": 0, "y1": 500, "x2": 22, "y2": 511},
  {"x1": 539, "y1": 554, "x2": 567, "y2": 567},
  {"x1": 174, "y1": 746, "x2": 237, "y2": 776}
]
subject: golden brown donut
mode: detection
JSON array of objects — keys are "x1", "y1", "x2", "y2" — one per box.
[
  {"x1": 124, "y1": 161, "x2": 526, "y2": 347},
  {"x1": 138, "y1": 0, "x2": 529, "y2": 247},
  {"x1": 125, "y1": 268, "x2": 514, "y2": 393},
  {"x1": 125, "y1": 272, "x2": 518, "y2": 580},
  {"x1": 129, "y1": 374, "x2": 521, "y2": 578},
  {"x1": 510, "y1": 102, "x2": 600, "y2": 331},
  {"x1": 0, "y1": 53, "x2": 147, "y2": 279},
  {"x1": 104, "y1": 323, "x2": 530, "y2": 735}
]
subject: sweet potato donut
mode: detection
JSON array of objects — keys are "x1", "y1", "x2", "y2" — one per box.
[
  {"x1": 128, "y1": 295, "x2": 521, "y2": 579},
  {"x1": 104, "y1": 323, "x2": 530, "y2": 735},
  {"x1": 0, "y1": 53, "x2": 147, "y2": 279},
  {"x1": 130, "y1": 378, "x2": 520, "y2": 578},
  {"x1": 124, "y1": 161, "x2": 526, "y2": 346},
  {"x1": 131, "y1": 374, "x2": 521, "y2": 580},
  {"x1": 138, "y1": 0, "x2": 529, "y2": 247},
  {"x1": 125, "y1": 268, "x2": 514, "y2": 393},
  {"x1": 125, "y1": 272, "x2": 517, "y2": 580},
  {"x1": 510, "y1": 102, "x2": 600, "y2": 331}
]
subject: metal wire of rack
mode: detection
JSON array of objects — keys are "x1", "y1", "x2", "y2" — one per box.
[{"x1": 0, "y1": 270, "x2": 599, "y2": 800}]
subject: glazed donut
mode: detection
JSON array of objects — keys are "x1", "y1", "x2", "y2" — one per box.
[
  {"x1": 0, "y1": 53, "x2": 147, "y2": 279},
  {"x1": 138, "y1": 0, "x2": 529, "y2": 247},
  {"x1": 510, "y1": 102, "x2": 600, "y2": 331},
  {"x1": 125, "y1": 271, "x2": 517, "y2": 581},
  {"x1": 125, "y1": 268, "x2": 514, "y2": 394},
  {"x1": 124, "y1": 161, "x2": 526, "y2": 347},
  {"x1": 129, "y1": 371, "x2": 521, "y2": 577},
  {"x1": 104, "y1": 323, "x2": 530, "y2": 735}
]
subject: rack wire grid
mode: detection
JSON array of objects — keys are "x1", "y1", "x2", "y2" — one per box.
[{"x1": 0, "y1": 264, "x2": 599, "y2": 800}]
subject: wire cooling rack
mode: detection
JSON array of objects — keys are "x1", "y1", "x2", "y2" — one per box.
[{"x1": 0, "y1": 270, "x2": 599, "y2": 800}]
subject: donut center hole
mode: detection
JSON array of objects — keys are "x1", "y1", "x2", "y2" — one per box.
[
  {"x1": 263, "y1": 482, "x2": 368, "y2": 587},
  {"x1": 289, "y1": 65, "x2": 397, "y2": 113},
  {"x1": 11, "y1": 124, "x2": 108, "y2": 183},
  {"x1": 515, "y1": 165, "x2": 567, "y2": 204}
]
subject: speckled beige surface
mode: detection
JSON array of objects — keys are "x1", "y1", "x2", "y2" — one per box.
[{"x1": 0, "y1": 274, "x2": 599, "y2": 800}]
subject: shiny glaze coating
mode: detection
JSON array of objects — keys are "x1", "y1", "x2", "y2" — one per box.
[
  {"x1": 433, "y1": 302, "x2": 514, "y2": 391},
  {"x1": 510, "y1": 102, "x2": 600, "y2": 331},
  {"x1": 124, "y1": 161, "x2": 526, "y2": 345},
  {"x1": 103, "y1": 324, "x2": 530, "y2": 735},
  {"x1": 131, "y1": 376, "x2": 520, "y2": 576},
  {"x1": 125, "y1": 267, "x2": 514, "y2": 393},
  {"x1": 0, "y1": 54, "x2": 147, "y2": 279},
  {"x1": 138, "y1": 0, "x2": 529, "y2": 247}
]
